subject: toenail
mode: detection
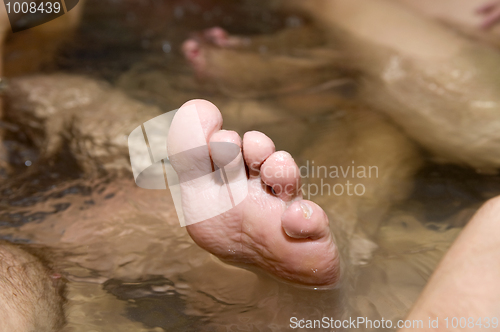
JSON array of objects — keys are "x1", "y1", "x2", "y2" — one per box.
[{"x1": 300, "y1": 201, "x2": 313, "y2": 219}]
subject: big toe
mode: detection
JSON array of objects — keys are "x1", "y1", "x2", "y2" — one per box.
[
  {"x1": 167, "y1": 99, "x2": 222, "y2": 182},
  {"x1": 167, "y1": 99, "x2": 248, "y2": 226}
]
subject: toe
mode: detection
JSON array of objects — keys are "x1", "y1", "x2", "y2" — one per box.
[
  {"x1": 476, "y1": 1, "x2": 497, "y2": 14},
  {"x1": 203, "y1": 27, "x2": 229, "y2": 44},
  {"x1": 260, "y1": 151, "x2": 301, "y2": 202},
  {"x1": 209, "y1": 130, "x2": 242, "y2": 169},
  {"x1": 209, "y1": 130, "x2": 247, "y2": 188},
  {"x1": 281, "y1": 200, "x2": 330, "y2": 240},
  {"x1": 182, "y1": 39, "x2": 200, "y2": 62},
  {"x1": 182, "y1": 40, "x2": 207, "y2": 75},
  {"x1": 202, "y1": 27, "x2": 249, "y2": 47},
  {"x1": 167, "y1": 99, "x2": 222, "y2": 182},
  {"x1": 482, "y1": 9, "x2": 500, "y2": 29},
  {"x1": 242, "y1": 131, "x2": 275, "y2": 178}
]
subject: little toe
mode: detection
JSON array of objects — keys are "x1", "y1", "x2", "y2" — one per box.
[
  {"x1": 281, "y1": 200, "x2": 330, "y2": 240},
  {"x1": 242, "y1": 131, "x2": 275, "y2": 178},
  {"x1": 260, "y1": 151, "x2": 301, "y2": 202}
]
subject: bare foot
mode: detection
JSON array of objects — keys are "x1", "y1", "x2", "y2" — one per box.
[{"x1": 167, "y1": 99, "x2": 340, "y2": 287}]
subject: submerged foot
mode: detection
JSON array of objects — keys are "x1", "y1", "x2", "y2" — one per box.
[
  {"x1": 167, "y1": 99, "x2": 340, "y2": 287},
  {"x1": 182, "y1": 27, "x2": 248, "y2": 77}
]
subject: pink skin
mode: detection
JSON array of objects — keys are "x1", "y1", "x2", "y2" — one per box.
[
  {"x1": 476, "y1": 1, "x2": 500, "y2": 29},
  {"x1": 201, "y1": 27, "x2": 245, "y2": 47},
  {"x1": 182, "y1": 27, "x2": 248, "y2": 77},
  {"x1": 167, "y1": 99, "x2": 340, "y2": 287},
  {"x1": 182, "y1": 7, "x2": 500, "y2": 75},
  {"x1": 182, "y1": 39, "x2": 207, "y2": 77}
]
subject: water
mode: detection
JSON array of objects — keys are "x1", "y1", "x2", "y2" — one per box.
[{"x1": 1, "y1": 0, "x2": 500, "y2": 330}]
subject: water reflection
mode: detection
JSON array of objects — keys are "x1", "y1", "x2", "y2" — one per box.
[{"x1": 1, "y1": 0, "x2": 499, "y2": 331}]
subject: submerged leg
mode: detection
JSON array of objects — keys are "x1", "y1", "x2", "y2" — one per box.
[
  {"x1": 401, "y1": 196, "x2": 500, "y2": 330},
  {"x1": 0, "y1": 242, "x2": 65, "y2": 332}
]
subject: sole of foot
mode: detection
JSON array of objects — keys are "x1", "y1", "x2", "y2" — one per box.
[{"x1": 167, "y1": 99, "x2": 341, "y2": 287}]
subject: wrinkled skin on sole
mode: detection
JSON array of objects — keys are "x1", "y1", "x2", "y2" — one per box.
[{"x1": 167, "y1": 99, "x2": 341, "y2": 287}]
